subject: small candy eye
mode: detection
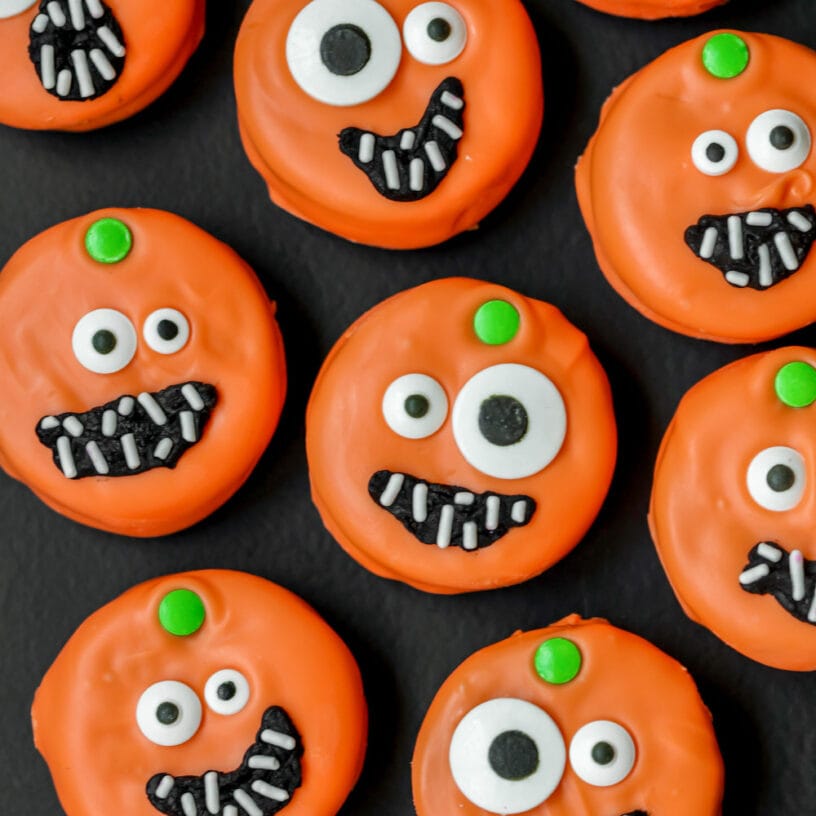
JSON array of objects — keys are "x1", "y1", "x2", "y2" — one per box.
[
  {"x1": 382, "y1": 373, "x2": 448, "y2": 439},
  {"x1": 746, "y1": 446, "x2": 806, "y2": 511},
  {"x1": 449, "y1": 698, "x2": 566, "y2": 814},
  {"x1": 1, "y1": 0, "x2": 36, "y2": 18},
  {"x1": 143, "y1": 308, "x2": 190, "y2": 355},
  {"x1": 569, "y1": 721, "x2": 636, "y2": 787},
  {"x1": 403, "y1": 2, "x2": 467, "y2": 66},
  {"x1": 691, "y1": 130, "x2": 739, "y2": 176},
  {"x1": 204, "y1": 669, "x2": 250, "y2": 716},
  {"x1": 136, "y1": 681, "x2": 202, "y2": 746},
  {"x1": 286, "y1": 0, "x2": 401, "y2": 106},
  {"x1": 72, "y1": 308, "x2": 137, "y2": 374},
  {"x1": 746, "y1": 110, "x2": 811, "y2": 173}
]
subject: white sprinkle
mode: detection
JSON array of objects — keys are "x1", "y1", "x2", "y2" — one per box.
[
  {"x1": 248, "y1": 755, "x2": 280, "y2": 771},
  {"x1": 40, "y1": 416, "x2": 59, "y2": 430},
  {"x1": 409, "y1": 158, "x2": 424, "y2": 192},
  {"x1": 758, "y1": 244, "x2": 772, "y2": 288},
  {"x1": 96, "y1": 25, "x2": 125, "y2": 57},
  {"x1": 32, "y1": 13, "x2": 49, "y2": 33},
  {"x1": 436, "y1": 504, "x2": 454, "y2": 549},
  {"x1": 118, "y1": 396, "x2": 135, "y2": 416},
  {"x1": 47, "y1": 1, "x2": 66, "y2": 26},
  {"x1": 251, "y1": 781, "x2": 289, "y2": 803},
  {"x1": 775, "y1": 231, "x2": 799, "y2": 271},
  {"x1": 101, "y1": 409, "x2": 117, "y2": 437},
  {"x1": 511, "y1": 500, "x2": 527, "y2": 524},
  {"x1": 808, "y1": 591, "x2": 816, "y2": 623},
  {"x1": 790, "y1": 550, "x2": 806, "y2": 602},
  {"x1": 757, "y1": 542, "x2": 783, "y2": 563},
  {"x1": 181, "y1": 792, "x2": 197, "y2": 816},
  {"x1": 382, "y1": 150, "x2": 400, "y2": 191},
  {"x1": 358, "y1": 133, "x2": 375, "y2": 164},
  {"x1": 89, "y1": 48, "x2": 116, "y2": 81},
  {"x1": 261, "y1": 729, "x2": 296, "y2": 750},
  {"x1": 57, "y1": 436, "x2": 77, "y2": 479},
  {"x1": 454, "y1": 492, "x2": 474, "y2": 505},
  {"x1": 432, "y1": 114, "x2": 463, "y2": 141},
  {"x1": 182, "y1": 383, "x2": 205, "y2": 411},
  {"x1": 56, "y1": 69, "x2": 72, "y2": 97},
  {"x1": 485, "y1": 496, "x2": 501, "y2": 531},
  {"x1": 440, "y1": 90, "x2": 464, "y2": 110},
  {"x1": 180, "y1": 411, "x2": 197, "y2": 443},
  {"x1": 412, "y1": 482, "x2": 428, "y2": 523},
  {"x1": 62, "y1": 416, "x2": 84, "y2": 437},
  {"x1": 154, "y1": 438, "x2": 173, "y2": 461},
  {"x1": 224, "y1": 807, "x2": 238, "y2": 816},
  {"x1": 379, "y1": 473, "x2": 404, "y2": 507},
  {"x1": 84, "y1": 0, "x2": 104, "y2": 17},
  {"x1": 121, "y1": 433, "x2": 140, "y2": 470},
  {"x1": 155, "y1": 776, "x2": 175, "y2": 800},
  {"x1": 739, "y1": 563, "x2": 770, "y2": 585},
  {"x1": 725, "y1": 270, "x2": 750, "y2": 287},
  {"x1": 400, "y1": 130, "x2": 416, "y2": 151},
  {"x1": 72, "y1": 49, "x2": 95, "y2": 98},
  {"x1": 138, "y1": 392, "x2": 167, "y2": 426},
  {"x1": 85, "y1": 441, "x2": 108, "y2": 475},
  {"x1": 40, "y1": 45, "x2": 56, "y2": 90},
  {"x1": 746, "y1": 211, "x2": 773, "y2": 227},
  {"x1": 424, "y1": 141, "x2": 446, "y2": 172},
  {"x1": 462, "y1": 521, "x2": 478, "y2": 551},
  {"x1": 699, "y1": 226, "x2": 718, "y2": 259},
  {"x1": 204, "y1": 771, "x2": 220, "y2": 815},
  {"x1": 68, "y1": 0, "x2": 85, "y2": 30},
  {"x1": 233, "y1": 790, "x2": 262, "y2": 816},
  {"x1": 788, "y1": 211, "x2": 812, "y2": 233},
  {"x1": 728, "y1": 215, "x2": 744, "y2": 260}
]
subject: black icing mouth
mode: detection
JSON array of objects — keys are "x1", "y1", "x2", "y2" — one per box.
[
  {"x1": 36, "y1": 381, "x2": 217, "y2": 479},
  {"x1": 739, "y1": 541, "x2": 816, "y2": 625},
  {"x1": 339, "y1": 78, "x2": 465, "y2": 202},
  {"x1": 685, "y1": 205, "x2": 816, "y2": 290},
  {"x1": 368, "y1": 470, "x2": 535, "y2": 551},
  {"x1": 28, "y1": 0, "x2": 126, "y2": 102},
  {"x1": 147, "y1": 706, "x2": 302, "y2": 816}
]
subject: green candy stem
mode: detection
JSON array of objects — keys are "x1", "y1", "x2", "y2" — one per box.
[
  {"x1": 534, "y1": 637, "x2": 582, "y2": 685},
  {"x1": 775, "y1": 361, "x2": 816, "y2": 408},
  {"x1": 702, "y1": 32, "x2": 750, "y2": 80},
  {"x1": 85, "y1": 217, "x2": 133, "y2": 264},
  {"x1": 474, "y1": 300, "x2": 520, "y2": 346},
  {"x1": 158, "y1": 589, "x2": 206, "y2": 637}
]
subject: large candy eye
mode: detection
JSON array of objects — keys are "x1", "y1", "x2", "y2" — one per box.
[
  {"x1": 382, "y1": 373, "x2": 448, "y2": 439},
  {"x1": 0, "y1": 0, "x2": 36, "y2": 18},
  {"x1": 452, "y1": 364, "x2": 567, "y2": 479},
  {"x1": 136, "y1": 681, "x2": 202, "y2": 746},
  {"x1": 691, "y1": 130, "x2": 738, "y2": 176},
  {"x1": 204, "y1": 669, "x2": 250, "y2": 716},
  {"x1": 569, "y1": 721, "x2": 636, "y2": 787},
  {"x1": 403, "y1": 2, "x2": 467, "y2": 66},
  {"x1": 746, "y1": 110, "x2": 812, "y2": 174},
  {"x1": 449, "y1": 698, "x2": 566, "y2": 814},
  {"x1": 143, "y1": 308, "x2": 190, "y2": 355},
  {"x1": 746, "y1": 446, "x2": 806, "y2": 511},
  {"x1": 72, "y1": 308, "x2": 137, "y2": 374},
  {"x1": 286, "y1": 0, "x2": 401, "y2": 106}
]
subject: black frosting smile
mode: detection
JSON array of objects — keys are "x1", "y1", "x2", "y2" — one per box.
[
  {"x1": 368, "y1": 469, "x2": 535, "y2": 551},
  {"x1": 36, "y1": 381, "x2": 217, "y2": 479},
  {"x1": 685, "y1": 205, "x2": 815, "y2": 290},
  {"x1": 339, "y1": 78, "x2": 465, "y2": 202},
  {"x1": 147, "y1": 707, "x2": 302, "y2": 816}
]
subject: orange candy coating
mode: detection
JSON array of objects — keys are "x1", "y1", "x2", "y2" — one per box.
[{"x1": 574, "y1": 0, "x2": 726, "y2": 19}]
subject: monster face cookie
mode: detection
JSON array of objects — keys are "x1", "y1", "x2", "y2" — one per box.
[
  {"x1": 0, "y1": 0, "x2": 204, "y2": 131},
  {"x1": 33, "y1": 570, "x2": 368, "y2": 816},
  {"x1": 413, "y1": 617, "x2": 724, "y2": 816},
  {"x1": 577, "y1": 31, "x2": 816, "y2": 343},
  {"x1": 573, "y1": 0, "x2": 725, "y2": 19},
  {"x1": 651, "y1": 348, "x2": 816, "y2": 670},
  {"x1": 0, "y1": 209, "x2": 286, "y2": 537},
  {"x1": 234, "y1": 0, "x2": 543, "y2": 249},
  {"x1": 306, "y1": 278, "x2": 616, "y2": 594}
]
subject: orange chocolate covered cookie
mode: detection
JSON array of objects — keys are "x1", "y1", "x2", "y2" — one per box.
[
  {"x1": 413, "y1": 617, "x2": 724, "y2": 816},
  {"x1": 306, "y1": 278, "x2": 616, "y2": 594},
  {"x1": 33, "y1": 570, "x2": 368, "y2": 816},
  {"x1": 577, "y1": 31, "x2": 816, "y2": 343},
  {"x1": 651, "y1": 348, "x2": 816, "y2": 670},
  {"x1": 234, "y1": 0, "x2": 543, "y2": 249},
  {"x1": 0, "y1": 208, "x2": 286, "y2": 537},
  {"x1": 574, "y1": 0, "x2": 725, "y2": 20},
  {"x1": 0, "y1": 0, "x2": 205, "y2": 131}
]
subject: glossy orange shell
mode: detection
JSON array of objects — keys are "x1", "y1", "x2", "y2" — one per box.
[{"x1": 574, "y1": 0, "x2": 726, "y2": 19}]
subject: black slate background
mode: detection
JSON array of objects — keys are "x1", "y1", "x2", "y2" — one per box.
[{"x1": 1, "y1": 1, "x2": 814, "y2": 814}]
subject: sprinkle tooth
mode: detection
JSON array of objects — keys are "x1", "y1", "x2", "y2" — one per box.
[
  {"x1": 485, "y1": 496, "x2": 500, "y2": 531},
  {"x1": 248, "y1": 755, "x2": 280, "y2": 771},
  {"x1": 138, "y1": 392, "x2": 167, "y2": 426},
  {"x1": 121, "y1": 433, "x2": 140, "y2": 470},
  {"x1": 440, "y1": 90, "x2": 464, "y2": 110},
  {"x1": 757, "y1": 542, "x2": 783, "y2": 563},
  {"x1": 62, "y1": 416, "x2": 84, "y2": 437},
  {"x1": 101, "y1": 409, "x2": 117, "y2": 437},
  {"x1": 727, "y1": 215, "x2": 744, "y2": 260},
  {"x1": 788, "y1": 211, "x2": 813, "y2": 233},
  {"x1": 511, "y1": 500, "x2": 527, "y2": 524},
  {"x1": 409, "y1": 158, "x2": 425, "y2": 192},
  {"x1": 462, "y1": 521, "x2": 478, "y2": 551},
  {"x1": 454, "y1": 492, "x2": 474, "y2": 505},
  {"x1": 155, "y1": 776, "x2": 175, "y2": 799},
  {"x1": 358, "y1": 133, "x2": 375, "y2": 164},
  {"x1": 424, "y1": 141, "x2": 446, "y2": 172},
  {"x1": 775, "y1": 231, "x2": 799, "y2": 271},
  {"x1": 56, "y1": 69, "x2": 72, "y2": 97},
  {"x1": 89, "y1": 48, "x2": 116, "y2": 81},
  {"x1": 251, "y1": 780, "x2": 289, "y2": 803},
  {"x1": 758, "y1": 244, "x2": 772, "y2": 288},
  {"x1": 382, "y1": 150, "x2": 400, "y2": 190},
  {"x1": 746, "y1": 211, "x2": 773, "y2": 227},
  {"x1": 204, "y1": 771, "x2": 220, "y2": 815},
  {"x1": 181, "y1": 792, "x2": 197, "y2": 816},
  {"x1": 182, "y1": 383, "x2": 205, "y2": 411},
  {"x1": 47, "y1": 1, "x2": 66, "y2": 26},
  {"x1": 412, "y1": 482, "x2": 428, "y2": 523},
  {"x1": 379, "y1": 473, "x2": 404, "y2": 507},
  {"x1": 68, "y1": 0, "x2": 85, "y2": 29},
  {"x1": 57, "y1": 436, "x2": 77, "y2": 479},
  {"x1": 699, "y1": 226, "x2": 718, "y2": 259},
  {"x1": 233, "y1": 790, "x2": 262, "y2": 816},
  {"x1": 72, "y1": 49, "x2": 95, "y2": 98},
  {"x1": 790, "y1": 550, "x2": 806, "y2": 602},
  {"x1": 400, "y1": 130, "x2": 416, "y2": 150},
  {"x1": 739, "y1": 563, "x2": 770, "y2": 585},
  {"x1": 432, "y1": 114, "x2": 463, "y2": 140},
  {"x1": 179, "y1": 411, "x2": 197, "y2": 443},
  {"x1": 85, "y1": 441, "x2": 109, "y2": 475},
  {"x1": 96, "y1": 25, "x2": 125, "y2": 57},
  {"x1": 436, "y1": 505, "x2": 454, "y2": 549},
  {"x1": 260, "y1": 729, "x2": 296, "y2": 750},
  {"x1": 40, "y1": 45, "x2": 56, "y2": 90}
]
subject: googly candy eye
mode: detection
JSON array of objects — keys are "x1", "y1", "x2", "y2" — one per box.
[
  {"x1": 72, "y1": 308, "x2": 137, "y2": 374},
  {"x1": 204, "y1": 669, "x2": 251, "y2": 716},
  {"x1": 143, "y1": 308, "x2": 190, "y2": 355},
  {"x1": 1, "y1": 0, "x2": 36, "y2": 19},
  {"x1": 746, "y1": 446, "x2": 806, "y2": 511},
  {"x1": 691, "y1": 130, "x2": 738, "y2": 176},
  {"x1": 746, "y1": 110, "x2": 812, "y2": 174},
  {"x1": 569, "y1": 721, "x2": 636, "y2": 787},
  {"x1": 403, "y1": 2, "x2": 467, "y2": 66},
  {"x1": 382, "y1": 374, "x2": 448, "y2": 439},
  {"x1": 136, "y1": 681, "x2": 202, "y2": 746}
]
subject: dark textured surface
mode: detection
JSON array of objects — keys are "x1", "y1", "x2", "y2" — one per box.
[{"x1": 1, "y1": 1, "x2": 815, "y2": 815}]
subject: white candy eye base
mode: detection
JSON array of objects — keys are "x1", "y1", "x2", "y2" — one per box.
[
  {"x1": 403, "y1": 2, "x2": 467, "y2": 66},
  {"x1": 136, "y1": 681, "x2": 202, "y2": 747},
  {"x1": 204, "y1": 669, "x2": 251, "y2": 716},
  {"x1": 747, "y1": 110, "x2": 812, "y2": 174},
  {"x1": 286, "y1": 0, "x2": 402, "y2": 107},
  {"x1": 746, "y1": 446, "x2": 806, "y2": 512},
  {"x1": 72, "y1": 308, "x2": 137, "y2": 374},
  {"x1": 382, "y1": 373, "x2": 448, "y2": 439},
  {"x1": 0, "y1": 0, "x2": 36, "y2": 18},
  {"x1": 569, "y1": 721, "x2": 636, "y2": 787},
  {"x1": 143, "y1": 308, "x2": 190, "y2": 355},
  {"x1": 691, "y1": 130, "x2": 739, "y2": 176}
]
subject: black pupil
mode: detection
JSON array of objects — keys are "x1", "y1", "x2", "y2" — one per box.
[
  {"x1": 157, "y1": 319, "x2": 179, "y2": 341},
  {"x1": 770, "y1": 125, "x2": 795, "y2": 150},
  {"x1": 427, "y1": 17, "x2": 451, "y2": 42},
  {"x1": 478, "y1": 395, "x2": 529, "y2": 446},
  {"x1": 706, "y1": 142, "x2": 726, "y2": 163},
  {"x1": 92, "y1": 329, "x2": 116, "y2": 355},
  {"x1": 404, "y1": 394, "x2": 430, "y2": 419},
  {"x1": 488, "y1": 730, "x2": 539, "y2": 780},
  {"x1": 767, "y1": 464, "x2": 795, "y2": 492},
  {"x1": 156, "y1": 702, "x2": 180, "y2": 725},
  {"x1": 217, "y1": 681, "x2": 237, "y2": 701},
  {"x1": 320, "y1": 24, "x2": 371, "y2": 76},
  {"x1": 591, "y1": 741, "x2": 616, "y2": 766}
]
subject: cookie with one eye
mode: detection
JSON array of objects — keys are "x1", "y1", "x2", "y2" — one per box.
[
  {"x1": 577, "y1": 31, "x2": 816, "y2": 343},
  {"x1": 305, "y1": 278, "x2": 616, "y2": 594},
  {"x1": 412, "y1": 616, "x2": 724, "y2": 816},
  {"x1": 573, "y1": 0, "x2": 725, "y2": 19},
  {"x1": 32, "y1": 570, "x2": 368, "y2": 816},
  {"x1": 233, "y1": 0, "x2": 543, "y2": 249},
  {"x1": 0, "y1": 209, "x2": 286, "y2": 537},
  {"x1": 650, "y1": 347, "x2": 816, "y2": 670},
  {"x1": 0, "y1": 0, "x2": 205, "y2": 131}
]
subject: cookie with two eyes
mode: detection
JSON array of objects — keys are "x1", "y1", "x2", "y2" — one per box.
[
  {"x1": 32, "y1": 570, "x2": 368, "y2": 816},
  {"x1": 0, "y1": 208, "x2": 286, "y2": 537},
  {"x1": 305, "y1": 278, "x2": 617, "y2": 594},
  {"x1": 573, "y1": 0, "x2": 726, "y2": 20},
  {"x1": 234, "y1": 0, "x2": 543, "y2": 249},
  {"x1": 412, "y1": 616, "x2": 724, "y2": 816},
  {"x1": 0, "y1": 0, "x2": 205, "y2": 131},
  {"x1": 650, "y1": 347, "x2": 816, "y2": 670},
  {"x1": 576, "y1": 30, "x2": 816, "y2": 343}
]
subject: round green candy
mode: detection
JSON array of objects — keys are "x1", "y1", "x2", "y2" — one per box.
[
  {"x1": 775, "y1": 361, "x2": 816, "y2": 408},
  {"x1": 534, "y1": 637, "x2": 582, "y2": 685},
  {"x1": 474, "y1": 300, "x2": 520, "y2": 346},
  {"x1": 85, "y1": 218, "x2": 133, "y2": 264},
  {"x1": 702, "y1": 33, "x2": 750, "y2": 80},
  {"x1": 158, "y1": 589, "x2": 206, "y2": 637}
]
